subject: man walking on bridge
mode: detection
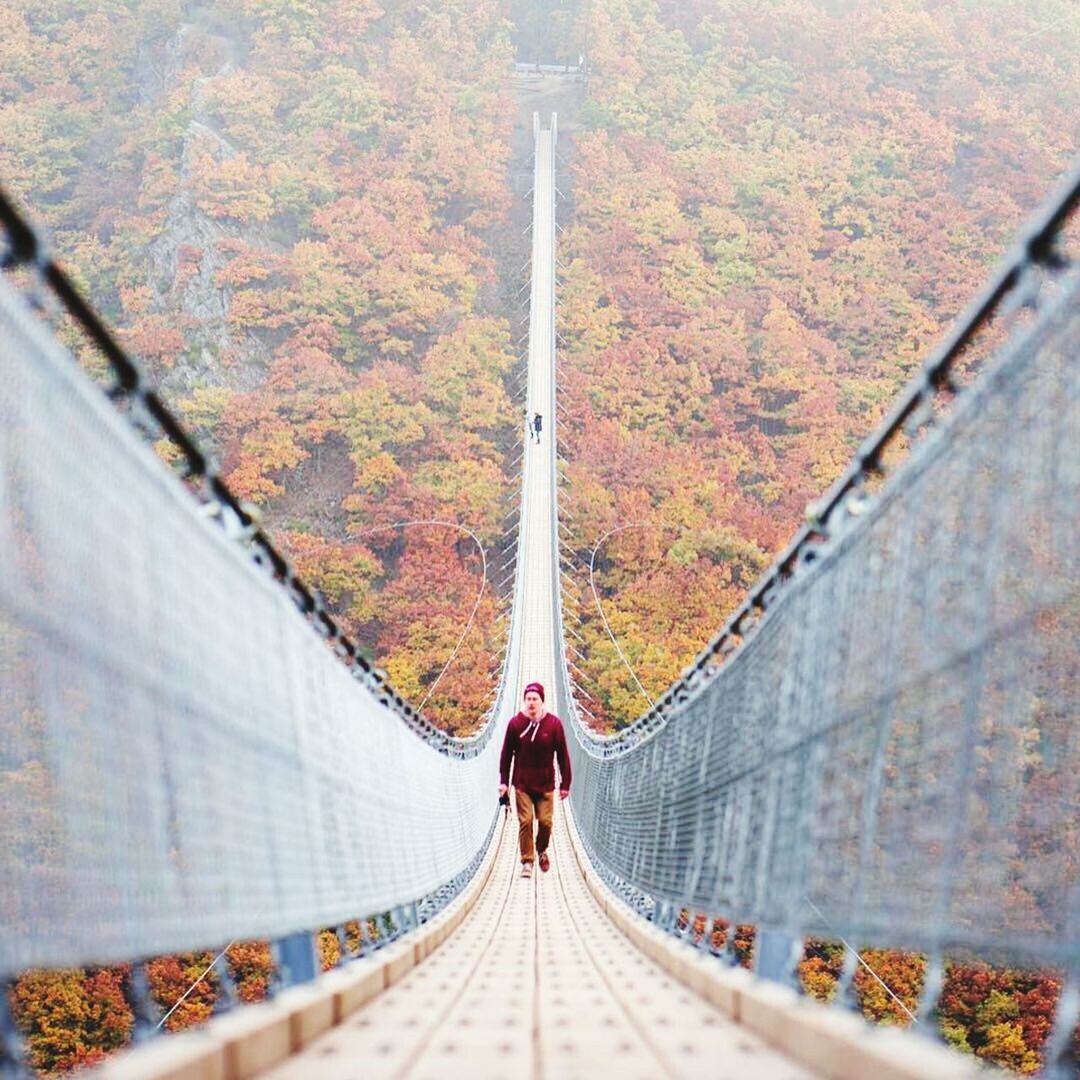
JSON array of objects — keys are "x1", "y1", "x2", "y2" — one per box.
[{"x1": 499, "y1": 682, "x2": 571, "y2": 878}]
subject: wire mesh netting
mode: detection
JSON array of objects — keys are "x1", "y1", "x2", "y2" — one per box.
[
  {"x1": 564, "y1": 261, "x2": 1080, "y2": 973},
  {"x1": 0, "y1": 273, "x2": 504, "y2": 977}
]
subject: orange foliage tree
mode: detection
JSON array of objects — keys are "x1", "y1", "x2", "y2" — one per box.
[{"x1": 9, "y1": 967, "x2": 133, "y2": 1074}]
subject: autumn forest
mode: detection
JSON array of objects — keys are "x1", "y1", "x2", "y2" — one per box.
[{"x1": 1, "y1": 0, "x2": 1078, "y2": 1072}]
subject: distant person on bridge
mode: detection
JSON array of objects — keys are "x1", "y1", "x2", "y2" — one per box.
[
  {"x1": 499, "y1": 682, "x2": 571, "y2": 878},
  {"x1": 533, "y1": 412, "x2": 542, "y2": 443}
]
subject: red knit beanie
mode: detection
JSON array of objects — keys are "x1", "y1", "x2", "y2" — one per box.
[{"x1": 523, "y1": 681, "x2": 545, "y2": 702}]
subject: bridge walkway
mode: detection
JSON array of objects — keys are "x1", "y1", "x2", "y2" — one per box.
[
  {"x1": 262, "y1": 806, "x2": 812, "y2": 1080},
  {"x1": 257, "y1": 114, "x2": 813, "y2": 1080}
]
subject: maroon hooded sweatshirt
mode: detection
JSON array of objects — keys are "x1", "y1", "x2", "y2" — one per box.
[{"x1": 499, "y1": 711, "x2": 572, "y2": 796}]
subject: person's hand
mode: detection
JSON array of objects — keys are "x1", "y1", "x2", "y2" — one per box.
[
  {"x1": 559, "y1": 789, "x2": 570, "y2": 801},
  {"x1": 498, "y1": 784, "x2": 508, "y2": 798}
]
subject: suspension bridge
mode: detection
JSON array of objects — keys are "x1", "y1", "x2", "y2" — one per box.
[{"x1": 0, "y1": 115, "x2": 1077, "y2": 1080}]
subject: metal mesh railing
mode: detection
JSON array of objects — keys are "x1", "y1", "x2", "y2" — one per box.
[
  {"x1": 0, "y1": 198, "x2": 504, "y2": 978},
  {"x1": 563, "y1": 164, "x2": 1080, "y2": 988}
]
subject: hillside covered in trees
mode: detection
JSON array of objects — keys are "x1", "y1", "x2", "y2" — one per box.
[
  {"x1": 556, "y1": 0, "x2": 1078, "y2": 727},
  {"x1": 2, "y1": 0, "x2": 522, "y2": 736}
]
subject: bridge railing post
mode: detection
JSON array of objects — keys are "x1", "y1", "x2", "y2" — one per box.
[
  {"x1": 126, "y1": 962, "x2": 160, "y2": 1042},
  {"x1": 753, "y1": 928, "x2": 803, "y2": 989},
  {"x1": 1043, "y1": 972, "x2": 1080, "y2": 1080},
  {"x1": 273, "y1": 931, "x2": 318, "y2": 989},
  {"x1": 363, "y1": 915, "x2": 382, "y2": 952},
  {"x1": 213, "y1": 953, "x2": 240, "y2": 1015},
  {"x1": 0, "y1": 980, "x2": 27, "y2": 1080}
]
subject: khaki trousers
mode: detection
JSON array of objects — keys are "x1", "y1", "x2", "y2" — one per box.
[{"x1": 514, "y1": 788, "x2": 554, "y2": 864}]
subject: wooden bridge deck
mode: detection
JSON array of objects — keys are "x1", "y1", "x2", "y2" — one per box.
[{"x1": 261, "y1": 806, "x2": 813, "y2": 1080}]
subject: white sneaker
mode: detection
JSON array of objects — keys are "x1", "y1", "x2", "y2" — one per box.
[{"x1": 521, "y1": 863, "x2": 533, "y2": 878}]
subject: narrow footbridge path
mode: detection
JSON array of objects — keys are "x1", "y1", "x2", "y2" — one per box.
[
  {"x1": 258, "y1": 113, "x2": 815, "y2": 1080},
  {"x1": 263, "y1": 811, "x2": 811, "y2": 1080}
]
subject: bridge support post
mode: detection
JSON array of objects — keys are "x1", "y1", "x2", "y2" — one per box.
[
  {"x1": 274, "y1": 932, "x2": 318, "y2": 989},
  {"x1": 1043, "y1": 975, "x2": 1080, "y2": 1080},
  {"x1": 126, "y1": 963, "x2": 160, "y2": 1042},
  {"x1": 388, "y1": 903, "x2": 421, "y2": 942},
  {"x1": 0, "y1": 979, "x2": 27, "y2": 1079},
  {"x1": 213, "y1": 954, "x2": 240, "y2": 1015},
  {"x1": 334, "y1": 925, "x2": 352, "y2": 965},
  {"x1": 753, "y1": 928, "x2": 802, "y2": 988}
]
